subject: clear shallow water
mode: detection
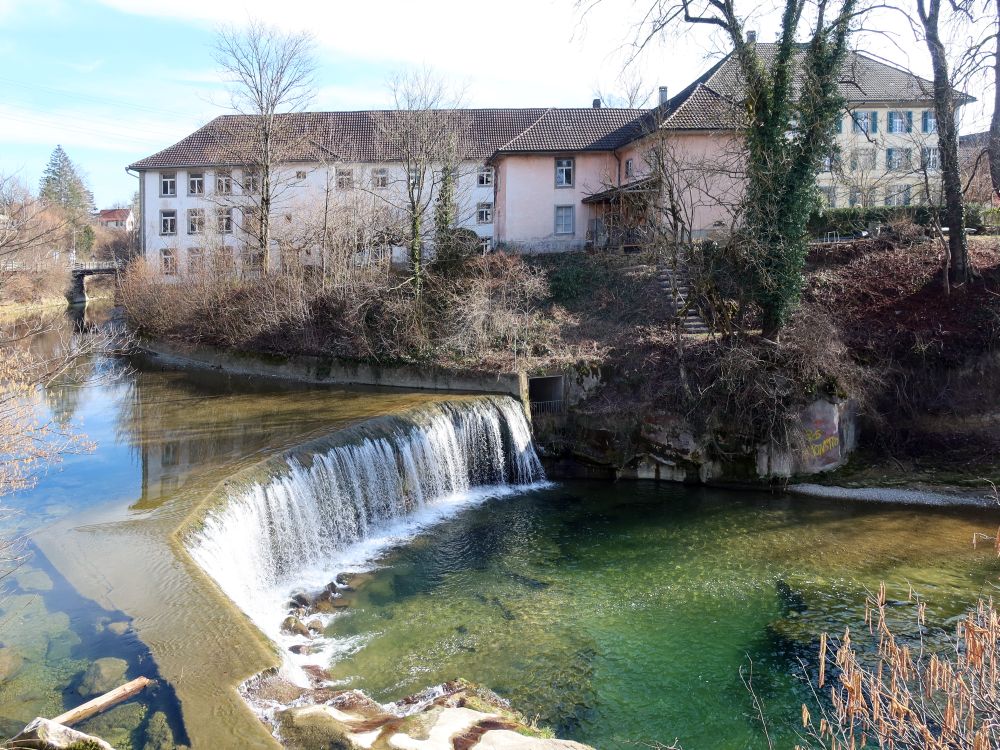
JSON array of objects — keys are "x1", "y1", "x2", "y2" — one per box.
[
  {"x1": 318, "y1": 484, "x2": 1000, "y2": 749},
  {"x1": 4, "y1": 305, "x2": 1000, "y2": 750}
]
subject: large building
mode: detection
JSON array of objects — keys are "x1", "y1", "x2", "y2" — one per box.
[{"x1": 130, "y1": 45, "x2": 960, "y2": 275}]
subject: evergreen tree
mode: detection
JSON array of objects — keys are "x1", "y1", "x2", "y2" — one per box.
[{"x1": 39, "y1": 145, "x2": 95, "y2": 217}]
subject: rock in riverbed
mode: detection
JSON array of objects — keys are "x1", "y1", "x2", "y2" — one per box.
[
  {"x1": 266, "y1": 679, "x2": 594, "y2": 750},
  {"x1": 280, "y1": 616, "x2": 311, "y2": 638},
  {"x1": 77, "y1": 657, "x2": 128, "y2": 697}
]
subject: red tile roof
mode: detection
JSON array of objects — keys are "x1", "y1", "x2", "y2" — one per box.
[{"x1": 98, "y1": 208, "x2": 131, "y2": 222}]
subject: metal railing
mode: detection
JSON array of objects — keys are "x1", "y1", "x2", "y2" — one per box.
[
  {"x1": 530, "y1": 400, "x2": 565, "y2": 416},
  {"x1": 72, "y1": 260, "x2": 122, "y2": 272}
]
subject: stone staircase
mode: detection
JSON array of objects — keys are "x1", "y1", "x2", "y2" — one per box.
[{"x1": 656, "y1": 262, "x2": 711, "y2": 335}]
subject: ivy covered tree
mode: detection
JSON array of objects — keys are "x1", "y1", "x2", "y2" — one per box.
[
  {"x1": 38, "y1": 145, "x2": 95, "y2": 218},
  {"x1": 618, "y1": 0, "x2": 860, "y2": 339}
]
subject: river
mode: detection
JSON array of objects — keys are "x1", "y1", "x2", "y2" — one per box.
[{"x1": 2, "y1": 305, "x2": 999, "y2": 750}]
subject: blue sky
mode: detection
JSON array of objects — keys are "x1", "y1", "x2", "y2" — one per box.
[{"x1": 0, "y1": 0, "x2": 992, "y2": 208}]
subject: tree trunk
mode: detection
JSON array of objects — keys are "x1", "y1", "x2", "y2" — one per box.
[
  {"x1": 990, "y1": 0, "x2": 1000, "y2": 200},
  {"x1": 410, "y1": 211, "x2": 422, "y2": 297},
  {"x1": 921, "y1": 0, "x2": 971, "y2": 284}
]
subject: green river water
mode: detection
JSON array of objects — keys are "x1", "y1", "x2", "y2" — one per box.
[{"x1": 2, "y1": 305, "x2": 1000, "y2": 749}]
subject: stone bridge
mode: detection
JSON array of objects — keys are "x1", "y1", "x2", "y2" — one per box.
[{"x1": 67, "y1": 260, "x2": 122, "y2": 304}]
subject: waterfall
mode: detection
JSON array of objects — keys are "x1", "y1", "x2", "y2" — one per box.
[{"x1": 186, "y1": 396, "x2": 545, "y2": 678}]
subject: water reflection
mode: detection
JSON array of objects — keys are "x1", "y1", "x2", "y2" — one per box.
[{"x1": 1, "y1": 303, "x2": 444, "y2": 748}]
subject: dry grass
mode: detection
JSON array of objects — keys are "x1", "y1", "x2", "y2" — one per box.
[{"x1": 801, "y1": 588, "x2": 1000, "y2": 750}]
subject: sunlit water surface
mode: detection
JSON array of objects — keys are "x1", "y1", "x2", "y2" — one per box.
[{"x1": 2, "y1": 305, "x2": 1000, "y2": 750}]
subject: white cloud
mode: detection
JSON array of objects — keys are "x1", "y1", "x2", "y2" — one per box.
[{"x1": 94, "y1": 0, "x2": 717, "y2": 108}]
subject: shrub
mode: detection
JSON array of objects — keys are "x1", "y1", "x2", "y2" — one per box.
[{"x1": 808, "y1": 204, "x2": 987, "y2": 236}]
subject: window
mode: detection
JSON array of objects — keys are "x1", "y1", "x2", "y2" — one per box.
[
  {"x1": 336, "y1": 168, "x2": 354, "y2": 190},
  {"x1": 477, "y1": 166, "x2": 494, "y2": 187},
  {"x1": 885, "y1": 184, "x2": 912, "y2": 207},
  {"x1": 243, "y1": 169, "x2": 260, "y2": 193},
  {"x1": 217, "y1": 208, "x2": 233, "y2": 233},
  {"x1": 886, "y1": 148, "x2": 912, "y2": 171},
  {"x1": 160, "y1": 247, "x2": 177, "y2": 275},
  {"x1": 371, "y1": 168, "x2": 388, "y2": 189},
  {"x1": 159, "y1": 209, "x2": 176, "y2": 235},
  {"x1": 295, "y1": 170, "x2": 307, "y2": 180},
  {"x1": 835, "y1": 116, "x2": 843, "y2": 134},
  {"x1": 215, "y1": 170, "x2": 232, "y2": 195},
  {"x1": 555, "y1": 158, "x2": 574, "y2": 187},
  {"x1": 554, "y1": 205, "x2": 574, "y2": 235},
  {"x1": 187, "y1": 246, "x2": 204, "y2": 274},
  {"x1": 850, "y1": 148, "x2": 877, "y2": 172},
  {"x1": 186, "y1": 208, "x2": 204, "y2": 234},
  {"x1": 480, "y1": 237, "x2": 492, "y2": 254},
  {"x1": 851, "y1": 111, "x2": 878, "y2": 135},
  {"x1": 188, "y1": 172, "x2": 204, "y2": 195},
  {"x1": 408, "y1": 168, "x2": 421, "y2": 189},
  {"x1": 887, "y1": 111, "x2": 912, "y2": 134},
  {"x1": 921, "y1": 110, "x2": 937, "y2": 134},
  {"x1": 160, "y1": 172, "x2": 176, "y2": 197},
  {"x1": 849, "y1": 188, "x2": 874, "y2": 208},
  {"x1": 921, "y1": 146, "x2": 940, "y2": 170},
  {"x1": 821, "y1": 153, "x2": 837, "y2": 172},
  {"x1": 818, "y1": 186, "x2": 836, "y2": 208},
  {"x1": 625, "y1": 158, "x2": 634, "y2": 178},
  {"x1": 476, "y1": 202, "x2": 493, "y2": 225}
]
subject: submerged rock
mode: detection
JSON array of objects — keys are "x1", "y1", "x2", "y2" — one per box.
[
  {"x1": 15, "y1": 569, "x2": 54, "y2": 592},
  {"x1": 9, "y1": 717, "x2": 114, "y2": 750},
  {"x1": 0, "y1": 646, "x2": 24, "y2": 681},
  {"x1": 278, "y1": 704, "x2": 362, "y2": 750},
  {"x1": 77, "y1": 657, "x2": 128, "y2": 697},
  {"x1": 78, "y1": 701, "x2": 147, "y2": 749},
  {"x1": 106, "y1": 621, "x2": 130, "y2": 636},
  {"x1": 142, "y1": 711, "x2": 174, "y2": 750}
]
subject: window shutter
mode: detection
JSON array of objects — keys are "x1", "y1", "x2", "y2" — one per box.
[
  {"x1": 888, "y1": 111, "x2": 896, "y2": 131},
  {"x1": 921, "y1": 111, "x2": 928, "y2": 133},
  {"x1": 835, "y1": 116, "x2": 843, "y2": 134},
  {"x1": 870, "y1": 111, "x2": 878, "y2": 133},
  {"x1": 906, "y1": 111, "x2": 913, "y2": 132}
]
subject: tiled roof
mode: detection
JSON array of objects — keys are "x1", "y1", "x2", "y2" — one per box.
[
  {"x1": 494, "y1": 108, "x2": 646, "y2": 153},
  {"x1": 98, "y1": 208, "x2": 131, "y2": 221},
  {"x1": 130, "y1": 109, "x2": 557, "y2": 170},
  {"x1": 130, "y1": 49, "x2": 967, "y2": 171},
  {"x1": 702, "y1": 43, "x2": 963, "y2": 104}
]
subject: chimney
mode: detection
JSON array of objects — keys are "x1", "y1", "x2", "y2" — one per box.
[
  {"x1": 747, "y1": 30, "x2": 757, "y2": 43},
  {"x1": 658, "y1": 86, "x2": 669, "y2": 106},
  {"x1": 592, "y1": 98, "x2": 602, "y2": 109}
]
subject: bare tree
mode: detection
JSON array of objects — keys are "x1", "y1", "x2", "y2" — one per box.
[
  {"x1": 371, "y1": 69, "x2": 469, "y2": 296},
  {"x1": 213, "y1": 20, "x2": 316, "y2": 274},
  {"x1": 916, "y1": 0, "x2": 976, "y2": 285},
  {"x1": 592, "y1": 0, "x2": 861, "y2": 339},
  {"x1": 987, "y1": 0, "x2": 999, "y2": 199}
]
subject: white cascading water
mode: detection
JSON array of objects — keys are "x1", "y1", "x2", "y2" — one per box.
[{"x1": 186, "y1": 396, "x2": 546, "y2": 681}]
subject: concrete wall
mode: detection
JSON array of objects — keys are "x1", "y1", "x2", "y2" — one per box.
[{"x1": 137, "y1": 339, "x2": 528, "y2": 401}]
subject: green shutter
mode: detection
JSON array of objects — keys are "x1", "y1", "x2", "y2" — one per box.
[
  {"x1": 870, "y1": 111, "x2": 878, "y2": 133},
  {"x1": 906, "y1": 111, "x2": 913, "y2": 132}
]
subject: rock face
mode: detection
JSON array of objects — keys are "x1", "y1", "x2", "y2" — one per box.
[
  {"x1": 538, "y1": 397, "x2": 857, "y2": 483},
  {"x1": 9, "y1": 717, "x2": 115, "y2": 750},
  {"x1": 260, "y1": 679, "x2": 593, "y2": 750},
  {"x1": 77, "y1": 657, "x2": 128, "y2": 697}
]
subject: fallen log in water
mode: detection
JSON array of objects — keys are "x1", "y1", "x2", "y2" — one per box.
[{"x1": 51, "y1": 676, "x2": 155, "y2": 727}]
